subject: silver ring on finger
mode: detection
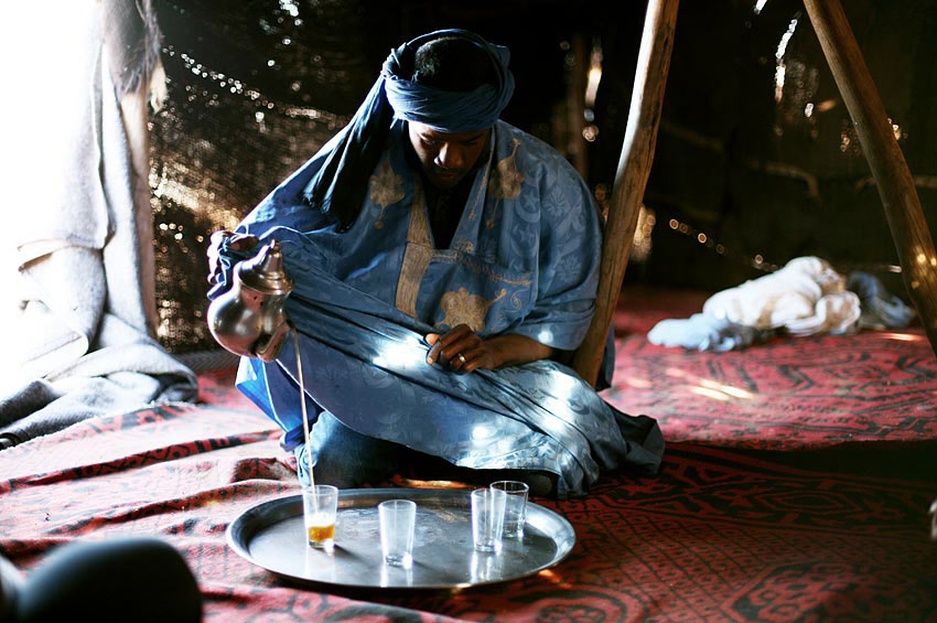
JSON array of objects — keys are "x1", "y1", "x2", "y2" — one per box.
[{"x1": 457, "y1": 353, "x2": 467, "y2": 364}]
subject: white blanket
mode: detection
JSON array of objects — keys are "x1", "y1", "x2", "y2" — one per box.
[{"x1": 702, "y1": 256, "x2": 861, "y2": 336}]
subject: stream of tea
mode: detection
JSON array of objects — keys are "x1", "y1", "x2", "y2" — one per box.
[
  {"x1": 294, "y1": 327, "x2": 338, "y2": 545},
  {"x1": 294, "y1": 327, "x2": 315, "y2": 491}
]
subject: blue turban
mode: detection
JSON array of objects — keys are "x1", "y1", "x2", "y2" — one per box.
[
  {"x1": 302, "y1": 29, "x2": 514, "y2": 230},
  {"x1": 383, "y1": 29, "x2": 515, "y2": 133}
]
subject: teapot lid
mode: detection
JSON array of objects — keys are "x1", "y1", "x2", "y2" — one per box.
[{"x1": 237, "y1": 240, "x2": 293, "y2": 295}]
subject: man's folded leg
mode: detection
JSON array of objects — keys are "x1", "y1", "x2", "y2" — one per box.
[{"x1": 293, "y1": 410, "x2": 400, "y2": 489}]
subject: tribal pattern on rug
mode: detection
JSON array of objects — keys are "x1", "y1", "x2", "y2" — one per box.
[
  {"x1": 1, "y1": 397, "x2": 935, "y2": 622},
  {"x1": 604, "y1": 327, "x2": 937, "y2": 450}
]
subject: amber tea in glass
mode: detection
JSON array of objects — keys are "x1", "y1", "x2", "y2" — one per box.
[
  {"x1": 303, "y1": 484, "x2": 338, "y2": 550},
  {"x1": 307, "y1": 520, "x2": 336, "y2": 544}
]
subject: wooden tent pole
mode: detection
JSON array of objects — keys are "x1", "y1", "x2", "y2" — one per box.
[
  {"x1": 572, "y1": 0, "x2": 680, "y2": 386},
  {"x1": 803, "y1": 0, "x2": 937, "y2": 357}
]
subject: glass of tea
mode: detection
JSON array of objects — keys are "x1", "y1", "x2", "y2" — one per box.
[{"x1": 302, "y1": 484, "x2": 339, "y2": 551}]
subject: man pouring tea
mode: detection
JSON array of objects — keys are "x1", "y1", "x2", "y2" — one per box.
[{"x1": 207, "y1": 29, "x2": 663, "y2": 499}]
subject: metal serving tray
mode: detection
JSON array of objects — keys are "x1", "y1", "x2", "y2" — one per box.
[{"x1": 226, "y1": 487, "x2": 575, "y2": 591}]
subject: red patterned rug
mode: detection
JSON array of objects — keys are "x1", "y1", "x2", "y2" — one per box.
[
  {"x1": 3, "y1": 287, "x2": 936, "y2": 621},
  {"x1": 605, "y1": 287, "x2": 937, "y2": 450},
  {"x1": 1, "y1": 400, "x2": 934, "y2": 622}
]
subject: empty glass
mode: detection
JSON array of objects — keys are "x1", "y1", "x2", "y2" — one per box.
[
  {"x1": 379, "y1": 499, "x2": 417, "y2": 568},
  {"x1": 490, "y1": 480, "x2": 529, "y2": 538},
  {"x1": 471, "y1": 487, "x2": 506, "y2": 553}
]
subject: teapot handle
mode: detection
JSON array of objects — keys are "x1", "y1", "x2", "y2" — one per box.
[{"x1": 252, "y1": 318, "x2": 292, "y2": 362}]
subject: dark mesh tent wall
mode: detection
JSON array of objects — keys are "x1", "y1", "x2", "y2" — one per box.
[
  {"x1": 150, "y1": 0, "x2": 374, "y2": 353},
  {"x1": 622, "y1": 0, "x2": 937, "y2": 294}
]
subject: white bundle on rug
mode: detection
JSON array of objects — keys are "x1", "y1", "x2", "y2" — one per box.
[{"x1": 702, "y1": 256, "x2": 861, "y2": 336}]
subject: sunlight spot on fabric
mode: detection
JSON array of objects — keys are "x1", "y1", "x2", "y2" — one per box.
[
  {"x1": 536, "y1": 371, "x2": 582, "y2": 420},
  {"x1": 699, "y1": 379, "x2": 753, "y2": 400},
  {"x1": 538, "y1": 370, "x2": 579, "y2": 408},
  {"x1": 627, "y1": 377, "x2": 652, "y2": 389},
  {"x1": 667, "y1": 367, "x2": 752, "y2": 400},
  {"x1": 665, "y1": 367, "x2": 691, "y2": 379},
  {"x1": 372, "y1": 340, "x2": 426, "y2": 370},
  {"x1": 880, "y1": 332, "x2": 923, "y2": 343},
  {"x1": 690, "y1": 386, "x2": 731, "y2": 402},
  {"x1": 549, "y1": 369, "x2": 579, "y2": 394},
  {"x1": 471, "y1": 424, "x2": 497, "y2": 441},
  {"x1": 536, "y1": 569, "x2": 572, "y2": 588}
]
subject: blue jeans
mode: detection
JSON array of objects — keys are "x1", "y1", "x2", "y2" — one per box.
[
  {"x1": 290, "y1": 411, "x2": 556, "y2": 495},
  {"x1": 292, "y1": 411, "x2": 400, "y2": 488}
]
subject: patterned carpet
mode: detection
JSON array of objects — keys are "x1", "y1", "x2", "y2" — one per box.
[
  {"x1": 605, "y1": 328, "x2": 937, "y2": 450},
  {"x1": 1, "y1": 400, "x2": 934, "y2": 622},
  {"x1": 606, "y1": 286, "x2": 937, "y2": 450},
  {"x1": 2, "y1": 288, "x2": 936, "y2": 622}
]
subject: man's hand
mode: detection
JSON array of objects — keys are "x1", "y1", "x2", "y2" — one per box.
[
  {"x1": 425, "y1": 324, "x2": 554, "y2": 373},
  {"x1": 206, "y1": 230, "x2": 259, "y2": 284},
  {"x1": 425, "y1": 324, "x2": 494, "y2": 372}
]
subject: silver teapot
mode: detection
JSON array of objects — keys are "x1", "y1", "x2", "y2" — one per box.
[{"x1": 207, "y1": 239, "x2": 293, "y2": 362}]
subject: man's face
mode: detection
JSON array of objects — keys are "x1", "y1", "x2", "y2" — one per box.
[{"x1": 407, "y1": 121, "x2": 490, "y2": 191}]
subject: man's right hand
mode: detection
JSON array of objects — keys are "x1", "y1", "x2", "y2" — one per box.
[{"x1": 206, "y1": 230, "x2": 259, "y2": 284}]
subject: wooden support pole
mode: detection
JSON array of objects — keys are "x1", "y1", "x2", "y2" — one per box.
[
  {"x1": 804, "y1": 0, "x2": 937, "y2": 357},
  {"x1": 572, "y1": 0, "x2": 680, "y2": 386}
]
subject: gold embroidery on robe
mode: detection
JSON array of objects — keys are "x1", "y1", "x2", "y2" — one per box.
[
  {"x1": 453, "y1": 240, "x2": 475, "y2": 255},
  {"x1": 369, "y1": 157, "x2": 405, "y2": 229},
  {"x1": 395, "y1": 183, "x2": 432, "y2": 316},
  {"x1": 485, "y1": 138, "x2": 524, "y2": 229},
  {"x1": 439, "y1": 287, "x2": 507, "y2": 332},
  {"x1": 466, "y1": 136, "x2": 496, "y2": 223}
]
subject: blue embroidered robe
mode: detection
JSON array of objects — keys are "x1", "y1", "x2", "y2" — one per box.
[{"x1": 214, "y1": 119, "x2": 663, "y2": 498}]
